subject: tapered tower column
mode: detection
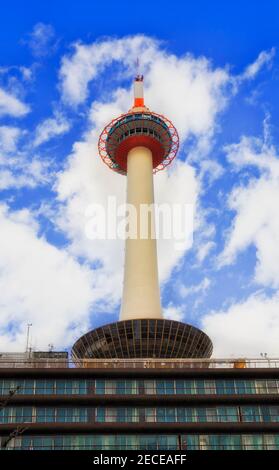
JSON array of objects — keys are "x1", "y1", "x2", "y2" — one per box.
[{"x1": 120, "y1": 146, "x2": 162, "y2": 320}]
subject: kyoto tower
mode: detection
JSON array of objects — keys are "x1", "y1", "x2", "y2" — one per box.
[{"x1": 72, "y1": 76, "x2": 213, "y2": 360}]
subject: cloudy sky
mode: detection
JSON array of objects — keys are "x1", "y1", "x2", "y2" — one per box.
[{"x1": 0, "y1": 0, "x2": 279, "y2": 357}]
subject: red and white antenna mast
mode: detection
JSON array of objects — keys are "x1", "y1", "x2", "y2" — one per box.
[{"x1": 133, "y1": 58, "x2": 144, "y2": 108}]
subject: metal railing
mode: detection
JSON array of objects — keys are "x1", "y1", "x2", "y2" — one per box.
[{"x1": 0, "y1": 357, "x2": 279, "y2": 369}]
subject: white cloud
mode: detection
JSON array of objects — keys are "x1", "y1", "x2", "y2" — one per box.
[
  {"x1": 179, "y1": 277, "x2": 211, "y2": 298},
  {"x1": 203, "y1": 292, "x2": 279, "y2": 356},
  {"x1": 59, "y1": 36, "x2": 159, "y2": 106},
  {"x1": 199, "y1": 159, "x2": 225, "y2": 185},
  {"x1": 0, "y1": 204, "x2": 97, "y2": 352},
  {"x1": 0, "y1": 152, "x2": 52, "y2": 191},
  {"x1": 219, "y1": 133, "x2": 279, "y2": 288},
  {"x1": 60, "y1": 36, "x2": 231, "y2": 146},
  {"x1": 196, "y1": 240, "x2": 216, "y2": 263},
  {"x1": 34, "y1": 113, "x2": 71, "y2": 147},
  {"x1": 0, "y1": 65, "x2": 33, "y2": 81},
  {"x1": 239, "y1": 48, "x2": 275, "y2": 81},
  {"x1": 26, "y1": 22, "x2": 57, "y2": 58},
  {"x1": 0, "y1": 87, "x2": 29, "y2": 117},
  {"x1": 0, "y1": 126, "x2": 21, "y2": 153},
  {"x1": 0, "y1": 125, "x2": 57, "y2": 191},
  {"x1": 163, "y1": 304, "x2": 185, "y2": 322}
]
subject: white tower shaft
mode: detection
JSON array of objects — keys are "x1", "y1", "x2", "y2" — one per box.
[{"x1": 120, "y1": 146, "x2": 162, "y2": 321}]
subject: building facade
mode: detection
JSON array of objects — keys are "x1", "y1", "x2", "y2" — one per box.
[{"x1": 0, "y1": 356, "x2": 279, "y2": 450}]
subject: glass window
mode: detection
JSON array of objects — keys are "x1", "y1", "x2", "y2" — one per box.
[
  {"x1": 106, "y1": 381, "x2": 117, "y2": 394},
  {"x1": 116, "y1": 381, "x2": 126, "y2": 394},
  {"x1": 177, "y1": 408, "x2": 196, "y2": 422},
  {"x1": 144, "y1": 380, "x2": 156, "y2": 394},
  {"x1": 225, "y1": 380, "x2": 236, "y2": 394},
  {"x1": 116, "y1": 408, "x2": 127, "y2": 422},
  {"x1": 196, "y1": 380, "x2": 205, "y2": 394},
  {"x1": 37, "y1": 408, "x2": 55, "y2": 423},
  {"x1": 184, "y1": 380, "x2": 196, "y2": 394},
  {"x1": 21, "y1": 407, "x2": 33, "y2": 423},
  {"x1": 217, "y1": 406, "x2": 239, "y2": 423},
  {"x1": 241, "y1": 406, "x2": 261, "y2": 422},
  {"x1": 242, "y1": 435, "x2": 263, "y2": 450},
  {"x1": 78, "y1": 380, "x2": 87, "y2": 394},
  {"x1": 21, "y1": 436, "x2": 33, "y2": 450},
  {"x1": 204, "y1": 380, "x2": 216, "y2": 394},
  {"x1": 255, "y1": 380, "x2": 268, "y2": 394},
  {"x1": 266, "y1": 380, "x2": 278, "y2": 394},
  {"x1": 216, "y1": 435, "x2": 241, "y2": 450},
  {"x1": 57, "y1": 408, "x2": 71, "y2": 423},
  {"x1": 53, "y1": 436, "x2": 63, "y2": 450},
  {"x1": 175, "y1": 380, "x2": 185, "y2": 394},
  {"x1": 206, "y1": 408, "x2": 218, "y2": 422},
  {"x1": 262, "y1": 406, "x2": 279, "y2": 423},
  {"x1": 156, "y1": 380, "x2": 166, "y2": 394},
  {"x1": 24, "y1": 380, "x2": 35, "y2": 394},
  {"x1": 199, "y1": 434, "x2": 210, "y2": 450},
  {"x1": 45, "y1": 381, "x2": 55, "y2": 394},
  {"x1": 95, "y1": 380, "x2": 105, "y2": 395},
  {"x1": 196, "y1": 408, "x2": 207, "y2": 422},
  {"x1": 106, "y1": 408, "x2": 117, "y2": 422},
  {"x1": 157, "y1": 408, "x2": 176, "y2": 422},
  {"x1": 125, "y1": 380, "x2": 138, "y2": 395},
  {"x1": 4, "y1": 433, "x2": 279, "y2": 450},
  {"x1": 95, "y1": 408, "x2": 105, "y2": 423},
  {"x1": 215, "y1": 380, "x2": 226, "y2": 394},
  {"x1": 55, "y1": 380, "x2": 66, "y2": 394},
  {"x1": 183, "y1": 435, "x2": 199, "y2": 450},
  {"x1": 65, "y1": 381, "x2": 73, "y2": 395},
  {"x1": 145, "y1": 408, "x2": 155, "y2": 423},
  {"x1": 38, "y1": 380, "x2": 46, "y2": 394}
]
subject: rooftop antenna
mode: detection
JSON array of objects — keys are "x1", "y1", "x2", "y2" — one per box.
[
  {"x1": 25, "y1": 323, "x2": 32, "y2": 355},
  {"x1": 135, "y1": 57, "x2": 143, "y2": 81}
]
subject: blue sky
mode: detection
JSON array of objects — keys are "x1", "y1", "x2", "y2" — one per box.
[{"x1": 0, "y1": 0, "x2": 279, "y2": 356}]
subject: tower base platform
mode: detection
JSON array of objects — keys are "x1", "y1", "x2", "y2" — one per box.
[{"x1": 72, "y1": 319, "x2": 213, "y2": 360}]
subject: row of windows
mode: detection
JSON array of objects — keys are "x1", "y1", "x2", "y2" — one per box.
[
  {"x1": 2, "y1": 434, "x2": 279, "y2": 450},
  {"x1": 108, "y1": 113, "x2": 168, "y2": 135},
  {"x1": 116, "y1": 127, "x2": 165, "y2": 144},
  {"x1": 1, "y1": 406, "x2": 278, "y2": 424},
  {"x1": 0, "y1": 378, "x2": 278, "y2": 396}
]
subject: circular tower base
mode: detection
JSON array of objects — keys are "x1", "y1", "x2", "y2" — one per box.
[{"x1": 71, "y1": 319, "x2": 213, "y2": 360}]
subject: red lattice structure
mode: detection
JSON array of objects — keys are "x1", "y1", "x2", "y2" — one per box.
[{"x1": 98, "y1": 111, "x2": 179, "y2": 175}]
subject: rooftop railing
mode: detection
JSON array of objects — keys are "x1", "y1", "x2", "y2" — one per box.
[{"x1": 0, "y1": 357, "x2": 279, "y2": 369}]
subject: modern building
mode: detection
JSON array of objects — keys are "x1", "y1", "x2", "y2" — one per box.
[
  {"x1": 0, "y1": 356, "x2": 279, "y2": 450},
  {"x1": 0, "y1": 77, "x2": 278, "y2": 451}
]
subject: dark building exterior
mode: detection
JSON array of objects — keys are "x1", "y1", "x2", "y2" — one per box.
[{"x1": 0, "y1": 354, "x2": 279, "y2": 450}]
